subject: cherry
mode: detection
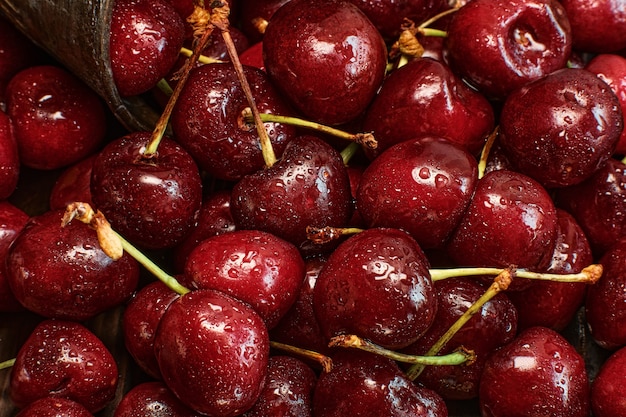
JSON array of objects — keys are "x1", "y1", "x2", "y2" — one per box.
[
  {"x1": 154, "y1": 288, "x2": 270, "y2": 416},
  {"x1": 238, "y1": 0, "x2": 291, "y2": 43},
  {"x1": 5, "y1": 65, "x2": 107, "y2": 170},
  {"x1": 362, "y1": 57, "x2": 495, "y2": 157},
  {"x1": 6, "y1": 208, "x2": 140, "y2": 321},
  {"x1": 403, "y1": 277, "x2": 518, "y2": 400},
  {"x1": 0, "y1": 201, "x2": 29, "y2": 312},
  {"x1": 0, "y1": 109, "x2": 19, "y2": 199},
  {"x1": 262, "y1": 0, "x2": 388, "y2": 125},
  {"x1": 182, "y1": 229, "x2": 305, "y2": 329},
  {"x1": 505, "y1": 209, "x2": 591, "y2": 331},
  {"x1": 171, "y1": 63, "x2": 296, "y2": 181},
  {"x1": 585, "y1": 53, "x2": 626, "y2": 154},
  {"x1": 10, "y1": 319, "x2": 119, "y2": 413},
  {"x1": 499, "y1": 68, "x2": 623, "y2": 188},
  {"x1": 14, "y1": 397, "x2": 95, "y2": 417},
  {"x1": 230, "y1": 135, "x2": 353, "y2": 255},
  {"x1": 110, "y1": 0, "x2": 185, "y2": 97},
  {"x1": 122, "y1": 280, "x2": 180, "y2": 379},
  {"x1": 554, "y1": 158, "x2": 626, "y2": 257},
  {"x1": 113, "y1": 381, "x2": 202, "y2": 417},
  {"x1": 479, "y1": 326, "x2": 590, "y2": 417},
  {"x1": 313, "y1": 227, "x2": 437, "y2": 350},
  {"x1": 445, "y1": 0, "x2": 572, "y2": 100},
  {"x1": 591, "y1": 345, "x2": 626, "y2": 417},
  {"x1": 239, "y1": 42, "x2": 265, "y2": 71},
  {"x1": 49, "y1": 155, "x2": 96, "y2": 211},
  {"x1": 313, "y1": 349, "x2": 448, "y2": 416},
  {"x1": 446, "y1": 169, "x2": 558, "y2": 276},
  {"x1": 585, "y1": 239, "x2": 626, "y2": 350},
  {"x1": 241, "y1": 355, "x2": 317, "y2": 417},
  {"x1": 90, "y1": 132, "x2": 203, "y2": 250},
  {"x1": 357, "y1": 136, "x2": 478, "y2": 250},
  {"x1": 559, "y1": 0, "x2": 626, "y2": 53}
]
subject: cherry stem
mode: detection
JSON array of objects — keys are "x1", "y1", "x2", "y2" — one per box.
[
  {"x1": 406, "y1": 269, "x2": 512, "y2": 380},
  {"x1": 241, "y1": 108, "x2": 378, "y2": 150},
  {"x1": 0, "y1": 358, "x2": 15, "y2": 370},
  {"x1": 144, "y1": 5, "x2": 218, "y2": 157},
  {"x1": 62, "y1": 202, "x2": 191, "y2": 296},
  {"x1": 418, "y1": 6, "x2": 459, "y2": 30},
  {"x1": 340, "y1": 142, "x2": 361, "y2": 166},
  {"x1": 477, "y1": 126, "x2": 499, "y2": 179},
  {"x1": 306, "y1": 226, "x2": 364, "y2": 244},
  {"x1": 329, "y1": 334, "x2": 475, "y2": 367},
  {"x1": 269, "y1": 341, "x2": 333, "y2": 373},
  {"x1": 179, "y1": 46, "x2": 224, "y2": 65},
  {"x1": 429, "y1": 264, "x2": 602, "y2": 284}
]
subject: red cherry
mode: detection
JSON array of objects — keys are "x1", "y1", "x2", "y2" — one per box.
[
  {"x1": 0, "y1": 109, "x2": 19, "y2": 199},
  {"x1": 0, "y1": 201, "x2": 29, "y2": 313},
  {"x1": 591, "y1": 345, "x2": 626, "y2": 417},
  {"x1": 559, "y1": 0, "x2": 626, "y2": 53},
  {"x1": 14, "y1": 397, "x2": 94, "y2": 417},
  {"x1": 113, "y1": 381, "x2": 202, "y2": 417}
]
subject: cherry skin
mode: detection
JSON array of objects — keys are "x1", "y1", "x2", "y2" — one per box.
[
  {"x1": 5, "y1": 65, "x2": 107, "y2": 170},
  {"x1": 154, "y1": 288, "x2": 270, "y2": 417},
  {"x1": 262, "y1": 0, "x2": 388, "y2": 125},
  {"x1": 110, "y1": 0, "x2": 185, "y2": 97},
  {"x1": 239, "y1": 42, "x2": 265, "y2": 71},
  {"x1": 6, "y1": 209, "x2": 140, "y2": 321},
  {"x1": 505, "y1": 209, "x2": 592, "y2": 332},
  {"x1": 10, "y1": 319, "x2": 119, "y2": 414},
  {"x1": 357, "y1": 136, "x2": 478, "y2": 250},
  {"x1": 0, "y1": 201, "x2": 28, "y2": 312},
  {"x1": 313, "y1": 227, "x2": 437, "y2": 350},
  {"x1": 446, "y1": 169, "x2": 558, "y2": 274},
  {"x1": 313, "y1": 349, "x2": 448, "y2": 417},
  {"x1": 230, "y1": 135, "x2": 353, "y2": 255},
  {"x1": 182, "y1": 229, "x2": 305, "y2": 329},
  {"x1": 14, "y1": 397, "x2": 95, "y2": 417},
  {"x1": 241, "y1": 355, "x2": 317, "y2": 417},
  {"x1": 90, "y1": 132, "x2": 203, "y2": 250},
  {"x1": 591, "y1": 345, "x2": 626, "y2": 417},
  {"x1": 479, "y1": 326, "x2": 590, "y2": 417},
  {"x1": 585, "y1": 239, "x2": 626, "y2": 350},
  {"x1": 403, "y1": 277, "x2": 518, "y2": 401},
  {"x1": 445, "y1": 0, "x2": 572, "y2": 100},
  {"x1": 362, "y1": 57, "x2": 495, "y2": 157},
  {"x1": 171, "y1": 63, "x2": 296, "y2": 182},
  {"x1": 0, "y1": 109, "x2": 18, "y2": 199},
  {"x1": 499, "y1": 68, "x2": 623, "y2": 188},
  {"x1": 122, "y1": 280, "x2": 180, "y2": 379},
  {"x1": 49, "y1": 155, "x2": 96, "y2": 211},
  {"x1": 585, "y1": 53, "x2": 626, "y2": 155},
  {"x1": 113, "y1": 381, "x2": 202, "y2": 417},
  {"x1": 559, "y1": 0, "x2": 626, "y2": 53},
  {"x1": 238, "y1": 0, "x2": 292, "y2": 43}
]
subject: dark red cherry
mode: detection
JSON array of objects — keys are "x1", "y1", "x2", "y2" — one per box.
[
  {"x1": 238, "y1": 0, "x2": 291, "y2": 43},
  {"x1": 5, "y1": 65, "x2": 107, "y2": 170},
  {"x1": 110, "y1": 0, "x2": 185, "y2": 97},
  {"x1": 506, "y1": 209, "x2": 591, "y2": 331},
  {"x1": 313, "y1": 349, "x2": 448, "y2": 417},
  {"x1": 357, "y1": 136, "x2": 478, "y2": 250},
  {"x1": 113, "y1": 381, "x2": 202, "y2": 417},
  {"x1": 0, "y1": 109, "x2": 18, "y2": 199},
  {"x1": 313, "y1": 227, "x2": 436, "y2": 349},
  {"x1": 15, "y1": 397, "x2": 95, "y2": 417},
  {"x1": 10, "y1": 319, "x2": 119, "y2": 413},
  {"x1": 182, "y1": 229, "x2": 305, "y2": 329},
  {"x1": 230, "y1": 135, "x2": 353, "y2": 255},
  {"x1": 479, "y1": 326, "x2": 590, "y2": 417},
  {"x1": 90, "y1": 132, "x2": 203, "y2": 250},
  {"x1": 403, "y1": 277, "x2": 518, "y2": 400},
  {"x1": 6, "y1": 209, "x2": 140, "y2": 320},
  {"x1": 499, "y1": 68, "x2": 623, "y2": 188},
  {"x1": 445, "y1": 0, "x2": 572, "y2": 100},
  {"x1": 239, "y1": 42, "x2": 265, "y2": 71},
  {"x1": 362, "y1": 57, "x2": 495, "y2": 157},
  {"x1": 263, "y1": 0, "x2": 387, "y2": 125},
  {"x1": 241, "y1": 355, "x2": 317, "y2": 417},
  {"x1": 171, "y1": 63, "x2": 296, "y2": 181},
  {"x1": 585, "y1": 239, "x2": 626, "y2": 350},
  {"x1": 49, "y1": 155, "x2": 96, "y2": 211},
  {"x1": 154, "y1": 289, "x2": 270, "y2": 417},
  {"x1": 554, "y1": 158, "x2": 626, "y2": 257},
  {"x1": 122, "y1": 280, "x2": 180, "y2": 379},
  {"x1": 591, "y1": 345, "x2": 626, "y2": 417},
  {"x1": 559, "y1": 0, "x2": 626, "y2": 53},
  {"x1": 0, "y1": 201, "x2": 29, "y2": 313},
  {"x1": 446, "y1": 169, "x2": 558, "y2": 274}
]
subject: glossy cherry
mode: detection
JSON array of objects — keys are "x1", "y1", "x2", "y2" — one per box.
[
  {"x1": 0, "y1": 109, "x2": 18, "y2": 199},
  {"x1": 559, "y1": 0, "x2": 626, "y2": 53},
  {"x1": 14, "y1": 397, "x2": 95, "y2": 417},
  {"x1": 0, "y1": 201, "x2": 29, "y2": 312},
  {"x1": 49, "y1": 155, "x2": 96, "y2": 211},
  {"x1": 591, "y1": 345, "x2": 626, "y2": 417},
  {"x1": 113, "y1": 381, "x2": 202, "y2": 417}
]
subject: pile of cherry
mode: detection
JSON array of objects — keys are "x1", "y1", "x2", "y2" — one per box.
[{"x1": 1, "y1": 0, "x2": 626, "y2": 416}]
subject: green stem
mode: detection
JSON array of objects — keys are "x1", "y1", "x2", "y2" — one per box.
[
  {"x1": 0, "y1": 358, "x2": 15, "y2": 370},
  {"x1": 179, "y1": 46, "x2": 224, "y2": 65},
  {"x1": 340, "y1": 142, "x2": 361, "y2": 166},
  {"x1": 429, "y1": 264, "x2": 602, "y2": 284}
]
